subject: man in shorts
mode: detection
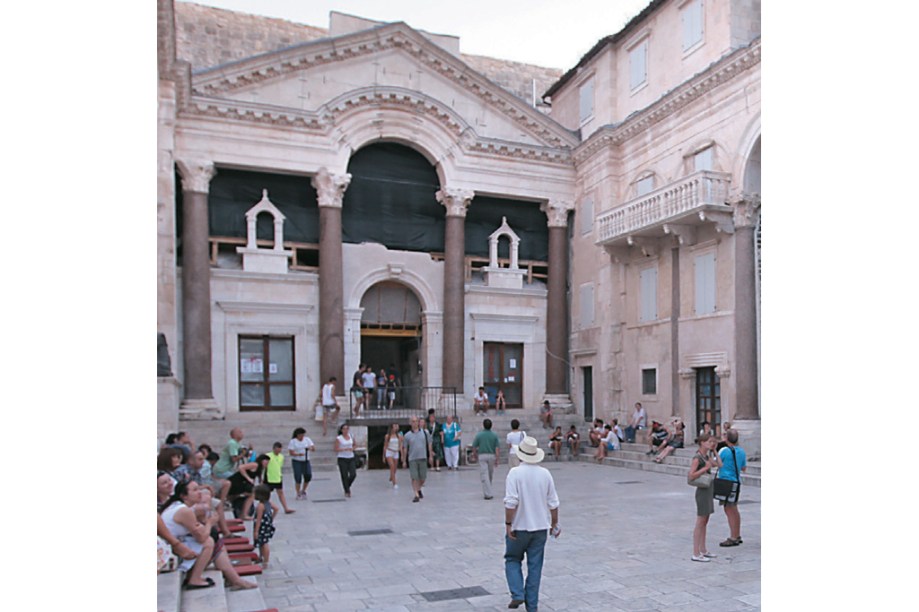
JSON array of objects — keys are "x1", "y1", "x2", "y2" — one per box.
[
  {"x1": 266, "y1": 442, "x2": 295, "y2": 514},
  {"x1": 351, "y1": 364, "x2": 366, "y2": 415},
  {"x1": 403, "y1": 416, "x2": 433, "y2": 503},
  {"x1": 213, "y1": 428, "x2": 246, "y2": 480}
]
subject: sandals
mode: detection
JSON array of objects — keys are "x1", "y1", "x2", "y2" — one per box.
[
  {"x1": 184, "y1": 577, "x2": 215, "y2": 590},
  {"x1": 719, "y1": 537, "x2": 742, "y2": 547}
]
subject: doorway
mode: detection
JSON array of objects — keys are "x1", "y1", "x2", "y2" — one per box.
[
  {"x1": 582, "y1": 366, "x2": 593, "y2": 421},
  {"x1": 695, "y1": 366, "x2": 722, "y2": 437},
  {"x1": 484, "y1": 342, "x2": 523, "y2": 408}
]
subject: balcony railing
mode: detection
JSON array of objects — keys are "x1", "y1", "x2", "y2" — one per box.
[{"x1": 596, "y1": 170, "x2": 732, "y2": 245}]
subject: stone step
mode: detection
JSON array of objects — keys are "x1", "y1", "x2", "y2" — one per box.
[
  {"x1": 226, "y1": 575, "x2": 266, "y2": 612},
  {"x1": 181, "y1": 569, "x2": 229, "y2": 612},
  {"x1": 157, "y1": 568, "x2": 183, "y2": 612},
  {"x1": 572, "y1": 446, "x2": 761, "y2": 487}
]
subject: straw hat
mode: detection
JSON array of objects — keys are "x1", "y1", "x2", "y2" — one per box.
[{"x1": 516, "y1": 436, "x2": 545, "y2": 464}]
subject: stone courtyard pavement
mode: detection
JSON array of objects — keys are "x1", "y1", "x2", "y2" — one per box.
[{"x1": 256, "y1": 460, "x2": 760, "y2": 611}]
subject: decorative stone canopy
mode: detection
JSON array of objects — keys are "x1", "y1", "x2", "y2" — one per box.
[{"x1": 236, "y1": 189, "x2": 293, "y2": 273}]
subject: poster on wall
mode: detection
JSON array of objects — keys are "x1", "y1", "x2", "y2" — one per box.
[{"x1": 241, "y1": 357, "x2": 264, "y2": 374}]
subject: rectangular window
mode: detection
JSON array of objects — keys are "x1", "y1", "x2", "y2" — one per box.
[
  {"x1": 639, "y1": 266, "x2": 657, "y2": 322},
  {"x1": 694, "y1": 147, "x2": 713, "y2": 171},
  {"x1": 484, "y1": 343, "x2": 523, "y2": 408},
  {"x1": 239, "y1": 335, "x2": 295, "y2": 411},
  {"x1": 694, "y1": 251, "x2": 716, "y2": 314},
  {"x1": 580, "y1": 196, "x2": 594, "y2": 235},
  {"x1": 579, "y1": 78, "x2": 594, "y2": 124},
  {"x1": 682, "y1": 0, "x2": 704, "y2": 51},
  {"x1": 580, "y1": 283, "x2": 595, "y2": 328},
  {"x1": 642, "y1": 368, "x2": 657, "y2": 395},
  {"x1": 635, "y1": 175, "x2": 654, "y2": 197},
  {"x1": 629, "y1": 39, "x2": 648, "y2": 91}
]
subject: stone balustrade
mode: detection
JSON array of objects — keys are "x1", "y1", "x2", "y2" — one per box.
[{"x1": 596, "y1": 170, "x2": 732, "y2": 245}]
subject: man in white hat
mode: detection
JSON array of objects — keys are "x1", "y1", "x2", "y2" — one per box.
[{"x1": 503, "y1": 436, "x2": 560, "y2": 611}]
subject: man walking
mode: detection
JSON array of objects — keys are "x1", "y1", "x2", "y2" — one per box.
[
  {"x1": 471, "y1": 418, "x2": 500, "y2": 500},
  {"x1": 503, "y1": 436, "x2": 560, "y2": 611},
  {"x1": 403, "y1": 416, "x2": 433, "y2": 503}
]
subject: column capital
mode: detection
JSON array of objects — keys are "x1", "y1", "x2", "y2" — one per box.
[
  {"x1": 436, "y1": 188, "x2": 475, "y2": 217},
  {"x1": 176, "y1": 159, "x2": 216, "y2": 194},
  {"x1": 729, "y1": 191, "x2": 761, "y2": 229},
  {"x1": 311, "y1": 167, "x2": 352, "y2": 208},
  {"x1": 540, "y1": 200, "x2": 574, "y2": 228}
]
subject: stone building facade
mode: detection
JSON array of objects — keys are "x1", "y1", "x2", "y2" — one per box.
[{"x1": 157, "y1": 0, "x2": 761, "y2": 457}]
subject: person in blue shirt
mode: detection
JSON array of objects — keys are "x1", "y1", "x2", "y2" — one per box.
[{"x1": 717, "y1": 429, "x2": 747, "y2": 547}]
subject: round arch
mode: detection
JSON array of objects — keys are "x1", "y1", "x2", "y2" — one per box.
[{"x1": 347, "y1": 266, "x2": 440, "y2": 315}]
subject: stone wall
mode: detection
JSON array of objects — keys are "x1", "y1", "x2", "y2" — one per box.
[{"x1": 174, "y1": 2, "x2": 561, "y2": 106}]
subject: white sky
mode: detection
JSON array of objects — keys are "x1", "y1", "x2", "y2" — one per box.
[{"x1": 182, "y1": 0, "x2": 651, "y2": 69}]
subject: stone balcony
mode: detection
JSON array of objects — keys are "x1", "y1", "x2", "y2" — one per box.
[{"x1": 596, "y1": 170, "x2": 734, "y2": 257}]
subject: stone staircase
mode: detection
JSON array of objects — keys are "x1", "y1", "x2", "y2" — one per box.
[
  {"x1": 157, "y1": 512, "x2": 276, "y2": 612},
  {"x1": 174, "y1": 410, "x2": 760, "y2": 486}
]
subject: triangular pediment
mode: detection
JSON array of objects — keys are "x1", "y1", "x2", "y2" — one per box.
[{"x1": 187, "y1": 22, "x2": 578, "y2": 151}]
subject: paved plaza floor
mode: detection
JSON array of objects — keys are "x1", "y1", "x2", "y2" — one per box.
[{"x1": 255, "y1": 459, "x2": 760, "y2": 611}]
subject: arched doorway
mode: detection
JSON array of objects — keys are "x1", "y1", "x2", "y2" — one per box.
[{"x1": 359, "y1": 281, "x2": 423, "y2": 409}]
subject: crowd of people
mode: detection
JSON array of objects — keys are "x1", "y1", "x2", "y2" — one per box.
[{"x1": 158, "y1": 408, "x2": 748, "y2": 595}]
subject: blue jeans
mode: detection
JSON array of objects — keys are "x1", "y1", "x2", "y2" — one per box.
[{"x1": 505, "y1": 529, "x2": 548, "y2": 611}]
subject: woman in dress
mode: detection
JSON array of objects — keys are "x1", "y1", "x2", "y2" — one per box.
[
  {"x1": 688, "y1": 433, "x2": 721, "y2": 562},
  {"x1": 383, "y1": 422, "x2": 404, "y2": 488},
  {"x1": 426, "y1": 409, "x2": 444, "y2": 472},
  {"x1": 548, "y1": 426, "x2": 564, "y2": 461},
  {"x1": 159, "y1": 480, "x2": 257, "y2": 590},
  {"x1": 335, "y1": 424, "x2": 357, "y2": 497}
]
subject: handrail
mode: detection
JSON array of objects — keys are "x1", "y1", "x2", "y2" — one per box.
[{"x1": 347, "y1": 386, "x2": 458, "y2": 421}]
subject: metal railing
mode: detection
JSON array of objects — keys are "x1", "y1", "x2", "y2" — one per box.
[{"x1": 348, "y1": 386, "x2": 458, "y2": 421}]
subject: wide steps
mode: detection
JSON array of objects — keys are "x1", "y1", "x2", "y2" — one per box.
[
  {"x1": 157, "y1": 568, "x2": 183, "y2": 612},
  {"x1": 181, "y1": 569, "x2": 229, "y2": 612}
]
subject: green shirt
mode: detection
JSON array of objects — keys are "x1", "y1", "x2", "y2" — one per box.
[
  {"x1": 267, "y1": 453, "x2": 284, "y2": 483},
  {"x1": 214, "y1": 439, "x2": 241, "y2": 477},
  {"x1": 472, "y1": 429, "x2": 499, "y2": 454}
]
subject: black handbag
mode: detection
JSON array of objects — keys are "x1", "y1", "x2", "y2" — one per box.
[{"x1": 712, "y1": 446, "x2": 741, "y2": 503}]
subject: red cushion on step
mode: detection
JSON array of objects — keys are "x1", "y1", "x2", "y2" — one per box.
[
  {"x1": 233, "y1": 564, "x2": 263, "y2": 576},
  {"x1": 225, "y1": 544, "x2": 254, "y2": 553},
  {"x1": 229, "y1": 551, "x2": 259, "y2": 561},
  {"x1": 227, "y1": 524, "x2": 245, "y2": 532},
  {"x1": 224, "y1": 537, "x2": 249, "y2": 544}
]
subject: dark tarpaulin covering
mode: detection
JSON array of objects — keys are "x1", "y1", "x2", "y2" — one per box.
[
  {"x1": 465, "y1": 196, "x2": 548, "y2": 262},
  {"x1": 343, "y1": 143, "x2": 444, "y2": 252},
  {"x1": 207, "y1": 168, "x2": 319, "y2": 243}
]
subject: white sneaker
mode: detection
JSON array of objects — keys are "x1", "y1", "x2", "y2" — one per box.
[
  {"x1": 393, "y1": 484, "x2": 399, "y2": 490},
  {"x1": 691, "y1": 554, "x2": 711, "y2": 563}
]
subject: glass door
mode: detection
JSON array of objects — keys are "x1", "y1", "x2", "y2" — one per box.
[
  {"x1": 694, "y1": 366, "x2": 721, "y2": 437},
  {"x1": 484, "y1": 343, "x2": 523, "y2": 408}
]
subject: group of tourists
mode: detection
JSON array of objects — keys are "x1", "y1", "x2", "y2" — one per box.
[{"x1": 349, "y1": 363, "x2": 400, "y2": 414}]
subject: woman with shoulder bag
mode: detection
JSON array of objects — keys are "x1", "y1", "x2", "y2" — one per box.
[{"x1": 688, "y1": 433, "x2": 721, "y2": 562}]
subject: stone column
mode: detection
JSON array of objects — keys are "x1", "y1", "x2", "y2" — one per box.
[
  {"x1": 312, "y1": 168, "x2": 351, "y2": 386},
  {"x1": 732, "y1": 195, "x2": 761, "y2": 421},
  {"x1": 541, "y1": 200, "x2": 574, "y2": 395},
  {"x1": 176, "y1": 159, "x2": 220, "y2": 418},
  {"x1": 436, "y1": 188, "x2": 474, "y2": 393}
]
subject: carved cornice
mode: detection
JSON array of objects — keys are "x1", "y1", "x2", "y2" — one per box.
[
  {"x1": 574, "y1": 39, "x2": 761, "y2": 165},
  {"x1": 175, "y1": 159, "x2": 216, "y2": 193},
  {"x1": 311, "y1": 168, "x2": 351, "y2": 208},
  {"x1": 190, "y1": 24, "x2": 577, "y2": 149},
  {"x1": 182, "y1": 88, "x2": 572, "y2": 166},
  {"x1": 436, "y1": 188, "x2": 475, "y2": 218},
  {"x1": 541, "y1": 200, "x2": 574, "y2": 228}
]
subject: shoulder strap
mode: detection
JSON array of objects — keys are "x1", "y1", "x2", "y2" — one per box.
[{"x1": 730, "y1": 446, "x2": 740, "y2": 483}]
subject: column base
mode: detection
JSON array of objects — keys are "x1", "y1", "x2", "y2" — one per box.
[
  {"x1": 179, "y1": 398, "x2": 224, "y2": 420},
  {"x1": 730, "y1": 419, "x2": 761, "y2": 461},
  {"x1": 543, "y1": 394, "x2": 575, "y2": 414}
]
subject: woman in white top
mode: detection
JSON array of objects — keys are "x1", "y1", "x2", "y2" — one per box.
[
  {"x1": 506, "y1": 419, "x2": 527, "y2": 468},
  {"x1": 335, "y1": 424, "x2": 357, "y2": 497},
  {"x1": 321, "y1": 376, "x2": 338, "y2": 436},
  {"x1": 288, "y1": 427, "x2": 316, "y2": 499},
  {"x1": 383, "y1": 422, "x2": 404, "y2": 489},
  {"x1": 159, "y1": 481, "x2": 257, "y2": 590}
]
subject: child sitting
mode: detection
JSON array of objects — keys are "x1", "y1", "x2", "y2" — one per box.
[{"x1": 252, "y1": 484, "x2": 278, "y2": 566}]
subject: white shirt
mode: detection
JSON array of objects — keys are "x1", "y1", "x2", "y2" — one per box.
[
  {"x1": 504, "y1": 463, "x2": 560, "y2": 532},
  {"x1": 506, "y1": 430, "x2": 526, "y2": 456},
  {"x1": 336, "y1": 435, "x2": 354, "y2": 458},
  {"x1": 322, "y1": 382, "x2": 336, "y2": 406},
  {"x1": 362, "y1": 371, "x2": 376, "y2": 389},
  {"x1": 288, "y1": 437, "x2": 314, "y2": 462},
  {"x1": 602, "y1": 431, "x2": 620, "y2": 450}
]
